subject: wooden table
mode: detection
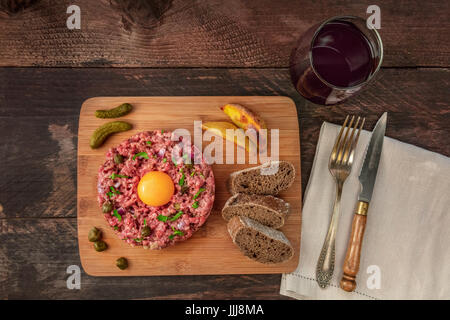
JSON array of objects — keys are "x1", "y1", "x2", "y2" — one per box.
[{"x1": 0, "y1": 0, "x2": 448, "y2": 299}]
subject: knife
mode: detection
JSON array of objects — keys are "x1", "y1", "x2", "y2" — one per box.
[{"x1": 340, "y1": 112, "x2": 387, "y2": 292}]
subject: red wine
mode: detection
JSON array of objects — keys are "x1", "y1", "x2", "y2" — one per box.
[
  {"x1": 311, "y1": 21, "x2": 374, "y2": 88},
  {"x1": 289, "y1": 18, "x2": 380, "y2": 105}
]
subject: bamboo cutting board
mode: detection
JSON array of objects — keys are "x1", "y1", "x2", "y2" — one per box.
[{"x1": 78, "y1": 96, "x2": 302, "y2": 276}]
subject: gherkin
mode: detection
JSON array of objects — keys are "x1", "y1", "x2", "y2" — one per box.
[
  {"x1": 90, "y1": 121, "x2": 132, "y2": 149},
  {"x1": 95, "y1": 103, "x2": 133, "y2": 119}
]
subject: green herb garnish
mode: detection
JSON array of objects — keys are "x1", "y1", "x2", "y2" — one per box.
[
  {"x1": 162, "y1": 158, "x2": 167, "y2": 163},
  {"x1": 134, "y1": 238, "x2": 142, "y2": 242},
  {"x1": 146, "y1": 141, "x2": 152, "y2": 145},
  {"x1": 169, "y1": 226, "x2": 184, "y2": 240},
  {"x1": 110, "y1": 173, "x2": 129, "y2": 179},
  {"x1": 143, "y1": 219, "x2": 147, "y2": 226},
  {"x1": 192, "y1": 201, "x2": 199, "y2": 209},
  {"x1": 193, "y1": 188, "x2": 206, "y2": 200},
  {"x1": 199, "y1": 172, "x2": 205, "y2": 179},
  {"x1": 179, "y1": 172, "x2": 185, "y2": 186},
  {"x1": 157, "y1": 215, "x2": 168, "y2": 222},
  {"x1": 158, "y1": 212, "x2": 183, "y2": 222},
  {"x1": 169, "y1": 211, "x2": 183, "y2": 222},
  {"x1": 110, "y1": 186, "x2": 121, "y2": 195},
  {"x1": 161, "y1": 129, "x2": 164, "y2": 134},
  {"x1": 190, "y1": 170, "x2": 196, "y2": 177},
  {"x1": 107, "y1": 192, "x2": 115, "y2": 198},
  {"x1": 113, "y1": 209, "x2": 122, "y2": 222},
  {"x1": 114, "y1": 226, "x2": 119, "y2": 231},
  {"x1": 133, "y1": 152, "x2": 149, "y2": 160}
]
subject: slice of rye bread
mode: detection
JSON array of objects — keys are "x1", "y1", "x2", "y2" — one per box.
[
  {"x1": 228, "y1": 160, "x2": 295, "y2": 195},
  {"x1": 222, "y1": 193, "x2": 290, "y2": 229},
  {"x1": 227, "y1": 216, "x2": 294, "y2": 264}
]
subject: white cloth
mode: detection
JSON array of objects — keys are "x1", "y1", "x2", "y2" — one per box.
[{"x1": 281, "y1": 122, "x2": 450, "y2": 300}]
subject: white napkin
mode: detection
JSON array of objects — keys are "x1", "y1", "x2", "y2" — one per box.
[{"x1": 281, "y1": 122, "x2": 450, "y2": 300}]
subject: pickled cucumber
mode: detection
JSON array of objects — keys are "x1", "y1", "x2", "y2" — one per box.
[
  {"x1": 95, "y1": 103, "x2": 132, "y2": 119},
  {"x1": 90, "y1": 121, "x2": 132, "y2": 149}
]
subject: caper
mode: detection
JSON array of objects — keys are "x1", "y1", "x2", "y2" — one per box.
[
  {"x1": 88, "y1": 227, "x2": 102, "y2": 242},
  {"x1": 94, "y1": 240, "x2": 107, "y2": 252},
  {"x1": 102, "y1": 201, "x2": 113, "y2": 213},
  {"x1": 113, "y1": 153, "x2": 124, "y2": 164},
  {"x1": 174, "y1": 203, "x2": 180, "y2": 210},
  {"x1": 180, "y1": 185, "x2": 189, "y2": 195},
  {"x1": 116, "y1": 257, "x2": 128, "y2": 270},
  {"x1": 141, "y1": 226, "x2": 151, "y2": 237},
  {"x1": 185, "y1": 163, "x2": 194, "y2": 170}
]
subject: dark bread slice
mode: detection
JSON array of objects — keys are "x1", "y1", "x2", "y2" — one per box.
[
  {"x1": 228, "y1": 161, "x2": 295, "y2": 195},
  {"x1": 222, "y1": 193, "x2": 290, "y2": 229},
  {"x1": 227, "y1": 216, "x2": 294, "y2": 264}
]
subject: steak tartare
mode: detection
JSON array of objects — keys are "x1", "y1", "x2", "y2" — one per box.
[{"x1": 97, "y1": 130, "x2": 215, "y2": 249}]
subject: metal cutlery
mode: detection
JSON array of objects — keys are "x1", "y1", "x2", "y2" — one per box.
[
  {"x1": 316, "y1": 115, "x2": 365, "y2": 289},
  {"x1": 340, "y1": 112, "x2": 387, "y2": 292}
]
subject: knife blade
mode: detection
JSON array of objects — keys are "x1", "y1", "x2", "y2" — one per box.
[
  {"x1": 358, "y1": 112, "x2": 387, "y2": 204},
  {"x1": 340, "y1": 112, "x2": 387, "y2": 292}
]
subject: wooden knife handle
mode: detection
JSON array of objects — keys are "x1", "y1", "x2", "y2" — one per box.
[{"x1": 340, "y1": 201, "x2": 368, "y2": 292}]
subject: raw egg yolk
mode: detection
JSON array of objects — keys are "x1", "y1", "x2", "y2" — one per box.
[{"x1": 137, "y1": 171, "x2": 174, "y2": 207}]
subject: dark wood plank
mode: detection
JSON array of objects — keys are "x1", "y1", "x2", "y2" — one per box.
[
  {"x1": 1, "y1": 67, "x2": 448, "y2": 299},
  {"x1": 0, "y1": 0, "x2": 448, "y2": 67},
  {"x1": 0, "y1": 218, "x2": 286, "y2": 299},
  {"x1": 1, "y1": 67, "x2": 448, "y2": 221},
  {"x1": 0, "y1": 118, "x2": 78, "y2": 219}
]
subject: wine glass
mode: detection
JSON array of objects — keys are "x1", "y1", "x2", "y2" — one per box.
[{"x1": 289, "y1": 16, "x2": 383, "y2": 105}]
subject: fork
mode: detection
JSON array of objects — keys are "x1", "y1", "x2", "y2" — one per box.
[{"x1": 316, "y1": 115, "x2": 365, "y2": 289}]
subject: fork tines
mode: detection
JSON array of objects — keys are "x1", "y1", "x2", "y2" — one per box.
[{"x1": 331, "y1": 115, "x2": 366, "y2": 166}]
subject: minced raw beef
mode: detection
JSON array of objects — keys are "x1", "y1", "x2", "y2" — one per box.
[{"x1": 97, "y1": 130, "x2": 215, "y2": 249}]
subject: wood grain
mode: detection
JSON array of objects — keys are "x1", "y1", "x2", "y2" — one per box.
[
  {"x1": 1, "y1": 0, "x2": 448, "y2": 301},
  {"x1": 1, "y1": 68, "x2": 448, "y2": 220},
  {"x1": 0, "y1": 218, "x2": 287, "y2": 299},
  {"x1": 78, "y1": 96, "x2": 302, "y2": 276},
  {"x1": 0, "y1": 0, "x2": 449, "y2": 67},
  {"x1": 0, "y1": 67, "x2": 448, "y2": 298}
]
